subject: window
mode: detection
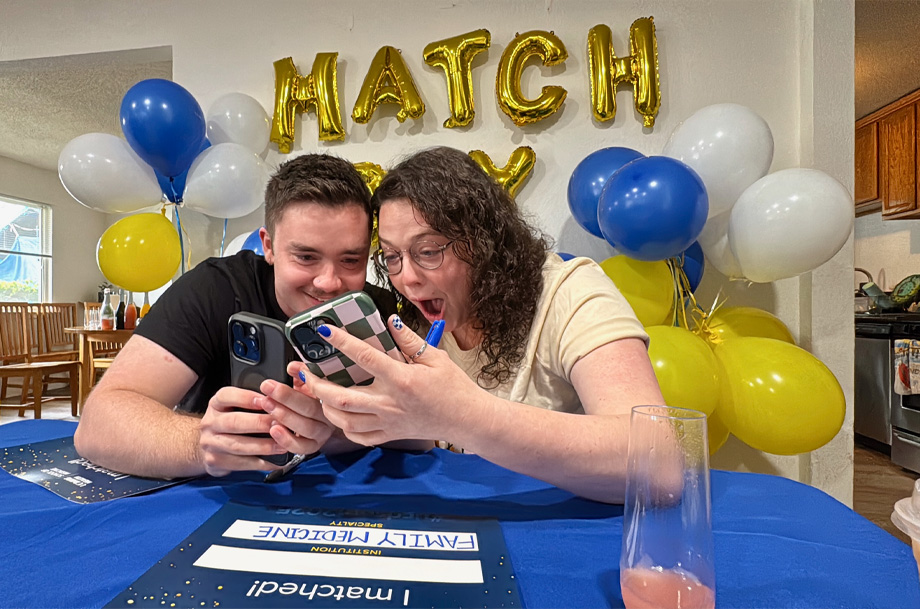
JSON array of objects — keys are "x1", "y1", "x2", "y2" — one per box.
[{"x1": 0, "y1": 196, "x2": 51, "y2": 302}]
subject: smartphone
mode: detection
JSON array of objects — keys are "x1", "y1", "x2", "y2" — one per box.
[
  {"x1": 228, "y1": 312, "x2": 296, "y2": 466},
  {"x1": 285, "y1": 290, "x2": 403, "y2": 387}
]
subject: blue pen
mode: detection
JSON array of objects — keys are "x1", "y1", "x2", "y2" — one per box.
[{"x1": 425, "y1": 319, "x2": 446, "y2": 348}]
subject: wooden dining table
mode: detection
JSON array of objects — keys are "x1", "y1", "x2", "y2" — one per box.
[{"x1": 63, "y1": 326, "x2": 133, "y2": 408}]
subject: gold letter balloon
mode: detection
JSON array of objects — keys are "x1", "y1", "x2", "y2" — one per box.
[
  {"x1": 587, "y1": 17, "x2": 660, "y2": 127},
  {"x1": 354, "y1": 161, "x2": 386, "y2": 194},
  {"x1": 496, "y1": 30, "x2": 568, "y2": 127},
  {"x1": 424, "y1": 29, "x2": 491, "y2": 128},
  {"x1": 352, "y1": 46, "x2": 426, "y2": 124},
  {"x1": 468, "y1": 146, "x2": 535, "y2": 198},
  {"x1": 96, "y1": 212, "x2": 181, "y2": 293},
  {"x1": 270, "y1": 55, "x2": 345, "y2": 152}
]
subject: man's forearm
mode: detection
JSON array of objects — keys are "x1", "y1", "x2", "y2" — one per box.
[{"x1": 74, "y1": 388, "x2": 206, "y2": 479}]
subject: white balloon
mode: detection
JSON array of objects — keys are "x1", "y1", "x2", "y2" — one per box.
[
  {"x1": 183, "y1": 143, "x2": 271, "y2": 219},
  {"x1": 663, "y1": 103, "x2": 774, "y2": 219},
  {"x1": 222, "y1": 231, "x2": 254, "y2": 257},
  {"x1": 728, "y1": 168, "x2": 853, "y2": 283},
  {"x1": 58, "y1": 133, "x2": 162, "y2": 213},
  {"x1": 697, "y1": 211, "x2": 744, "y2": 280},
  {"x1": 206, "y1": 93, "x2": 270, "y2": 156}
]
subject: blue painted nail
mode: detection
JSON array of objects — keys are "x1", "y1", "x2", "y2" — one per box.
[
  {"x1": 298, "y1": 371, "x2": 306, "y2": 383},
  {"x1": 392, "y1": 316, "x2": 404, "y2": 330},
  {"x1": 317, "y1": 324, "x2": 332, "y2": 338}
]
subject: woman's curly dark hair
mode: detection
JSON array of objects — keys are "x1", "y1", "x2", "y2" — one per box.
[{"x1": 372, "y1": 146, "x2": 550, "y2": 388}]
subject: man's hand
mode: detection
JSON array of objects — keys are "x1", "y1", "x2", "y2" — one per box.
[
  {"x1": 199, "y1": 386, "x2": 289, "y2": 477},
  {"x1": 259, "y1": 367, "x2": 336, "y2": 455}
]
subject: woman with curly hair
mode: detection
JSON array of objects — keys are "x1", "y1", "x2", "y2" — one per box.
[{"x1": 296, "y1": 146, "x2": 665, "y2": 503}]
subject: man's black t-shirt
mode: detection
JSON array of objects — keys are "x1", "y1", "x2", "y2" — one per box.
[{"x1": 134, "y1": 250, "x2": 397, "y2": 413}]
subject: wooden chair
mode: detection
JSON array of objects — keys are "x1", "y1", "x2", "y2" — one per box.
[
  {"x1": 37, "y1": 303, "x2": 79, "y2": 360},
  {"x1": 86, "y1": 332, "x2": 131, "y2": 387},
  {"x1": 0, "y1": 306, "x2": 79, "y2": 418}
]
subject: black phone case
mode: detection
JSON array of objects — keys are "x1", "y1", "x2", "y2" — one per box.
[{"x1": 228, "y1": 312, "x2": 296, "y2": 466}]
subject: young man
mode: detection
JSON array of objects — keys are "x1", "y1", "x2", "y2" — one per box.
[{"x1": 74, "y1": 154, "x2": 396, "y2": 479}]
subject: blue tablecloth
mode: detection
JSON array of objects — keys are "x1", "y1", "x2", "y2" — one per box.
[{"x1": 0, "y1": 420, "x2": 917, "y2": 608}]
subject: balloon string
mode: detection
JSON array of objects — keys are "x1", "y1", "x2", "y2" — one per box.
[
  {"x1": 168, "y1": 178, "x2": 181, "y2": 204},
  {"x1": 694, "y1": 287, "x2": 728, "y2": 345},
  {"x1": 173, "y1": 206, "x2": 192, "y2": 274},
  {"x1": 667, "y1": 256, "x2": 711, "y2": 333},
  {"x1": 220, "y1": 219, "x2": 228, "y2": 256}
]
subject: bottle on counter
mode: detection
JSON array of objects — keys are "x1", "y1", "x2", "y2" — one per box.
[
  {"x1": 124, "y1": 290, "x2": 137, "y2": 330},
  {"x1": 140, "y1": 292, "x2": 151, "y2": 319},
  {"x1": 115, "y1": 289, "x2": 126, "y2": 330},
  {"x1": 100, "y1": 288, "x2": 116, "y2": 331}
]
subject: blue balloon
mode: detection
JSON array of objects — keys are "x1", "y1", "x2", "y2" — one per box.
[
  {"x1": 241, "y1": 228, "x2": 264, "y2": 256},
  {"x1": 597, "y1": 156, "x2": 709, "y2": 261},
  {"x1": 567, "y1": 147, "x2": 645, "y2": 238},
  {"x1": 557, "y1": 252, "x2": 576, "y2": 261},
  {"x1": 155, "y1": 139, "x2": 211, "y2": 203},
  {"x1": 120, "y1": 79, "x2": 206, "y2": 178},
  {"x1": 678, "y1": 241, "x2": 705, "y2": 292}
]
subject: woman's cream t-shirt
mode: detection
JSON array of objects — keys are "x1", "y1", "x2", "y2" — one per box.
[{"x1": 441, "y1": 254, "x2": 648, "y2": 414}]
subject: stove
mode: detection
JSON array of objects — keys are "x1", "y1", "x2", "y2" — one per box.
[{"x1": 855, "y1": 312, "x2": 920, "y2": 473}]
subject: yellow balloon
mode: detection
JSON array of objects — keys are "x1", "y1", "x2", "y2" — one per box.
[
  {"x1": 701, "y1": 306, "x2": 795, "y2": 345},
  {"x1": 270, "y1": 55, "x2": 345, "y2": 153},
  {"x1": 468, "y1": 146, "x2": 535, "y2": 198},
  {"x1": 352, "y1": 46, "x2": 426, "y2": 124},
  {"x1": 587, "y1": 17, "x2": 661, "y2": 127},
  {"x1": 600, "y1": 255, "x2": 673, "y2": 326},
  {"x1": 707, "y1": 408, "x2": 731, "y2": 455},
  {"x1": 496, "y1": 30, "x2": 568, "y2": 126},
  {"x1": 646, "y1": 326, "x2": 721, "y2": 416},
  {"x1": 97, "y1": 212, "x2": 181, "y2": 292},
  {"x1": 714, "y1": 337, "x2": 845, "y2": 455},
  {"x1": 423, "y1": 29, "x2": 491, "y2": 128}
]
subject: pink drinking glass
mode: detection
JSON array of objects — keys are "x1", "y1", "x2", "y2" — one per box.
[{"x1": 620, "y1": 406, "x2": 716, "y2": 609}]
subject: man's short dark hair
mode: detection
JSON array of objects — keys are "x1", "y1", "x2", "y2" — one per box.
[{"x1": 264, "y1": 154, "x2": 371, "y2": 236}]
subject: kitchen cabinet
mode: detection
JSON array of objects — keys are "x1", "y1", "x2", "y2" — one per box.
[
  {"x1": 880, "y1": 104, "x2": 917, "y2": 216},
  {"x1": 855, "y1": 87, "x2": 920, "y2": 218},
  {"x1": 855, "y1": 122, "x2": 879, "y2": 207}
]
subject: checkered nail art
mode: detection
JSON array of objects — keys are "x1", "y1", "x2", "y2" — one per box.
[{"x1": 392, "y1": 316, "x2": 404, "y2": 330}]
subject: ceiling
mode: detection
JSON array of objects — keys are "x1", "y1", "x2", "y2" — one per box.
[
  {"x1": 856, "y1": 0, "x2": 920, "y2": 119},
  {"x1": 0, "y1": 7, "x2": 914, "y2": 173},
  {"x1": 0, "y1": 47, "x2": 171, "y2": 172}
]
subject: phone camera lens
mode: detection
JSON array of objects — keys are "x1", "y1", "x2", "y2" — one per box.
[
  {"x1": 306, "y1": 341, "x2": 333, "y2": 361},
  {"x1": 231, "y1": 322, "x2": 245, "y2": 340},
  {"x1": 232, "y1": 340, "x2": 247, "y2": 358}
]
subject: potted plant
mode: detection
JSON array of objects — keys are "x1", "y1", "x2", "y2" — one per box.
[{"x1": 97, "y1": 281, "x2": 113, "y2": 303}]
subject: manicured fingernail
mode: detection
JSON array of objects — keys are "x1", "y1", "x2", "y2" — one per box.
[
  {"x1": 392, "y1": 316, "x2": 404, "y2": 330},
  {"x1": 317, "y1": 324, "x2": 331, "y2": 337},
  {"x1": 298, "y1": 370, "x2": 306, "y2": 383}
]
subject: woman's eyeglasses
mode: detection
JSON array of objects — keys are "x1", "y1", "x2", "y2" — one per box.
[{"x1": 373, "y1": 241, "x2": 454, "y2": 276}]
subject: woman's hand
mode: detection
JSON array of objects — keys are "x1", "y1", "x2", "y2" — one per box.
[{"x1": 294, "y1": 316, "x2": 484, "y2": 446}]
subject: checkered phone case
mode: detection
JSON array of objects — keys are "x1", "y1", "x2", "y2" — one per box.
[{"x1": 285, "y1": 291, "x2": 402, "y2": 387}]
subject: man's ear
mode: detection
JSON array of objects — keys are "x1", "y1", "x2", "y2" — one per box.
[{"x1": 260, "y1": 227, "x2": 274, "y2": 264}]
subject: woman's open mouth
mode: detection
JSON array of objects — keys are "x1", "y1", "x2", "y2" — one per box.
[{"x1": 418, "y1": 298, "x2": 444, "y2": 319}]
